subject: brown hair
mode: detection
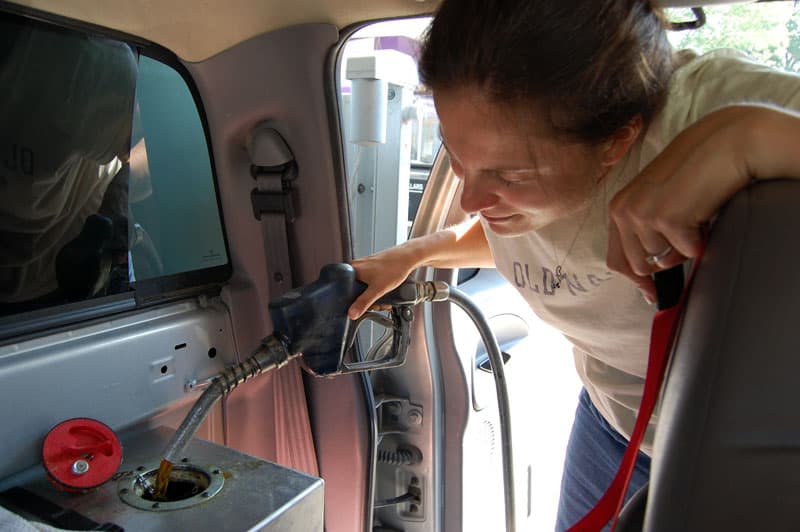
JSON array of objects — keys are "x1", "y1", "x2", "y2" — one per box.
[{"x1": 419, "y1": 0, "x2": 674, "y2": 143}]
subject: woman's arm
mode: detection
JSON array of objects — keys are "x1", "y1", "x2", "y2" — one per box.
[
  {"x1": 607, "y1": 105, "x2": 800, "y2": 301},
  {"x1": 348, "y1": 215, "x2": 493, "y2": 318}
]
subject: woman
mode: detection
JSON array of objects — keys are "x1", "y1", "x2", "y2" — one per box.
[{"x1": 347, "y1": 0, "x2": 800, "y2": 529}]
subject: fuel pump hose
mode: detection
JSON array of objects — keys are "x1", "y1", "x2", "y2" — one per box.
[
  {"x1": 161, "y1": 334, "x2": 298, "y2": 465},
  {"x1": 446, "y1": 286, "x2": 516, "y2": 532}
]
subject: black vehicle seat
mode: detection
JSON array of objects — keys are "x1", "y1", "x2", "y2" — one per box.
[{"x1": 616, "y1": 179, "x2": 800, "y2": 531}]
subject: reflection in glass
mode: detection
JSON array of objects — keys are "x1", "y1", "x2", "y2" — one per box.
[
  {"x1": 0, "y1": 13, "x2": 137, "y2": 313},
  {"x1": 0, "y1": 12, "x2": 229, "y2": 322}
]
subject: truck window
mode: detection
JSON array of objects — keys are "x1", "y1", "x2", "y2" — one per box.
[{"x1": 0, "y1": 11, "x2": 230, "y2": 340}]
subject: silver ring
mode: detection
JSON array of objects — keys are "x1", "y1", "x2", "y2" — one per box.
[{"x1": 645, "y1": 245, "x2": 673, "y2": 265}]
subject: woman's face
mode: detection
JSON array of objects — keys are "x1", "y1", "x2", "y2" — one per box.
[{"x1": 434, "y1": 86, "x2": 610, "y2": 236}]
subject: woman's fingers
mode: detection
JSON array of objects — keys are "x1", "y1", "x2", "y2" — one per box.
[
  {"x1": 348, "y1": 254, "x2": 412, "y2": 319},
  {"x1": 606, "y1": 109, "x2": 754, "y2": 294},
  {"x1": 608, "y1": 141, "x2": 711, "y2": 279},
  {"x1": 348, "y1": 284, "x2": 387, "y2": 319}
]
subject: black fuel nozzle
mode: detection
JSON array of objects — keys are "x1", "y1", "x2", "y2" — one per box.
[
  {"x1": 268, "y1": 263, "x2": 426, "y2": 377},
  {"x1": 161, "y1": 265, "x2": 431, "y2": 470}
]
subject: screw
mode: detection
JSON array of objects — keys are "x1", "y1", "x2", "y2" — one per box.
[
  {"x1": 212, "y1": 469, "x2": 221, "y2": 475},
  {"x1": 71, "y1": 460, "x2": 90, "y2": 475},
  {"x1": 152, "y1": 503, "x2": 160, "y2": 509},
  {"x1": 357, "y1": 183, "x2": 366, "y2": 194},
  {"x1": 274, "y1": 272, "x2": 284, "y2": 283},
  {"x1": 388, "y1": 88, "x2": 397, "y2": 100},
  {"x1": 202, "y1": 492, "x2": 210, "y2": 498},
  {"x1": 410, "y1": 476, "x2": 419, "y2": 486},
  {"x1": 119, "y1": 488, "x2": 129, "y2": 495},
  {"x1": 408, "y1": 409, "x2": 423, "y2": 425},
  {"x1": 409, "y1": 503, "x2": 419, "y2": 513},
  {"x1": 181, "y1": 457, "x2": 190, "y2": 463}
]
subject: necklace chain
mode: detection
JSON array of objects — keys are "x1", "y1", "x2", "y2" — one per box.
[
  {"x1": 549, "y1": 183, "x2": 603, "y2": 290},
  {"x1": 548, "y1": 152, "x2": 626, "y2": 290}
]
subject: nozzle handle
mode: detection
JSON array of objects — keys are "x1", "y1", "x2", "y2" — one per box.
[{"x1": 268, "y1": 263, "x2": 366, "y2": 376}]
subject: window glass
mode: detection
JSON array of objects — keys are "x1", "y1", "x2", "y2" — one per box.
[
  {"x1": 338, "y1": 18, "x2": 440, "y2": 259},
  {"x1": 666, "y1": 3, "x2": 800, "y2": 74},
  {"x1": 0, "y1": 12, "x2": 229, "y2": 330},
  {"x1": 131, "y1": 56, "x2": 228, "y2": 280}
]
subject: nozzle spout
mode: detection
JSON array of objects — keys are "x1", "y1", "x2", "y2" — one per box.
[{"x1": 161, "y1": 334, "x2": 296, "y2": 464}]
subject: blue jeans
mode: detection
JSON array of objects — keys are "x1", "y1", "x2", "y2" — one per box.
[{"x1": 555, "y1": 388, "x2": 651, "y2": 531}]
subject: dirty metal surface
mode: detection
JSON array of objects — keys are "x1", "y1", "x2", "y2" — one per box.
[{"x1": 12, "y1": 426, "x2": 324, "y2": 531}]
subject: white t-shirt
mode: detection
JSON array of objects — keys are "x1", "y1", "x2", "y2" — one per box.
[{"x1": 484, "y1": 49, "x2": 800, "y2": 455}]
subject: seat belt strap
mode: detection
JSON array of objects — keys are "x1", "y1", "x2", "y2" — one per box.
[
  {"x1": 254, "y1": 174, "x2": 295, "y2": 296},
  {"x1": 568, "y1": 248, "x2": 704, "y2": 532},
  {"x1": 251, "y1": 162, "x2": 320, "y2": 477}
]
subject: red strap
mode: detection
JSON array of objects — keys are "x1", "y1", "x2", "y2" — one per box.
[{"x1": 568, "y1": 252, "x2": 703, "y2": 532}]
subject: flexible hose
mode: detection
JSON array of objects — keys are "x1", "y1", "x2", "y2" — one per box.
[
  {"x1": 446, "y1": 286, "x2": 516, "y2": 532},
  {"x1": 162, "y1": 334, "x2": 297, "y2": 463}
]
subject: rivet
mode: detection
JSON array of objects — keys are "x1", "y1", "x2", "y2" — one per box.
[{"x1": 71, "y1": 460, "x2": 90, "y2": 475}]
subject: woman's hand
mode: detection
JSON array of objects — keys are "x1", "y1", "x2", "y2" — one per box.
[
  {"x1": 607, "y1": 105, "x2": 800, "y2": 302},
  {"x1": 348, "y1": 245, "x2": 419, "y2": 320},
  {"x1": 348, "y1": 217, "x2": 494, "y2": 318}
]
